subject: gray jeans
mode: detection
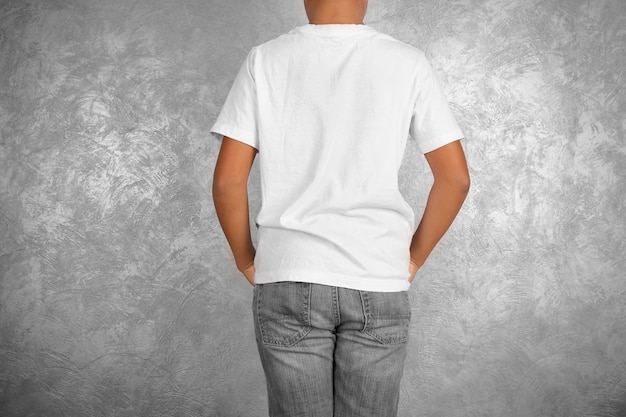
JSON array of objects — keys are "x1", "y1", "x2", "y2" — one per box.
[{"x1": 253, "y1": 282, "x2": 411, "y2": 417}]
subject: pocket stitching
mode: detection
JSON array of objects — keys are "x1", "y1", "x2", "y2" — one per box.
[
  {"x1": 256, "y1": 283, "x2": 313, "y2": 347},
  {"x1": 360, "y1": 291, "x2": 410, "y2": 345}
]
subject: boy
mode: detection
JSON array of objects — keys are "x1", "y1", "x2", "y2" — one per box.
[{"x1": 212, "y1": 1, "x2": 470, "y2": 415}]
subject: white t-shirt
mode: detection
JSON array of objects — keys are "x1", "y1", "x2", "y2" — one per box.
[{"x1": 211, "y1": 23, "x2": 463, "y2": 292}]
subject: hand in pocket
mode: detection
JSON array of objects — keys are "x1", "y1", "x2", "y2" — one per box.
[
  {"x1": 408, "y1": 259, "x2": 420, "y2": 283},
  {"x1": 242, "y1": 263, "x2": 256, "y2": 286}
]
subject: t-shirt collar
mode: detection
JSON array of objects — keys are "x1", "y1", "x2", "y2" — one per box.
[{"x1": 296, "y1": 23, "x2": 375, "y2": 37}]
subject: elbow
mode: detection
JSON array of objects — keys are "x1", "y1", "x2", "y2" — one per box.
[
  {"x1": 458, "y1": 173, "x2": 471, "y2": 195},
  {"x1": 436, "y1": 172, "x2": 470, "y2": 195},
  {"x1": 212, "y1": 174, "x2": 247, "y2": 199}
]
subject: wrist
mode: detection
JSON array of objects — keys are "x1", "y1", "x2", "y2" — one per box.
[
  {"x1": 409, "y1": 250, "x2": 425, "y2": 265},
  {"x1": 408, "y1": 257, "x2": 421, "y2": 283},
  {"x1": 236, "y1": 250, "x2": 256, "y2": 272}
]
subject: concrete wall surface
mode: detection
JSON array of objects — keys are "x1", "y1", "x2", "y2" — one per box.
[{"x1": 1, "y1": 0, "x2": 625, "y2": 416}]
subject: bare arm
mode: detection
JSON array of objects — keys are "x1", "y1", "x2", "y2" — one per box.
[
  {"x1": 409, "y1": 140, "x2": 470, "y2": 281},
  {"x1": 212, "y1": 136, "x2": 258, "y2": 286}
]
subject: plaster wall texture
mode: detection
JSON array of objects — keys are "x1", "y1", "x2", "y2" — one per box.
[{"x1": 1, "y1": 0, "x2": 625, "y2": 416}]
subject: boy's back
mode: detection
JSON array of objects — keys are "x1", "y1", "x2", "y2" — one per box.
[{"x1": 212, "y1": 23, "x2": 463, "y2": 291}]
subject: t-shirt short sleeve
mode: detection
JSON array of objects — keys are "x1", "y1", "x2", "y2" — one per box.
[
  {"x1": 409, "y1": 57, "x2": 464, "y2": 154},
  {"x1": 210, "y1": 48, "x2": 259, "y2": 149}
]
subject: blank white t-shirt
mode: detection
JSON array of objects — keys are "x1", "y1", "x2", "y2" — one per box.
[{"x1": 211, "y1": 23, "x2": 463, "y2": 292}]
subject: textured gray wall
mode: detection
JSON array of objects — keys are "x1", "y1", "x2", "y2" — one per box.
[{"x1": 1, "y1": 0, "x2": 625, "y2": 416}]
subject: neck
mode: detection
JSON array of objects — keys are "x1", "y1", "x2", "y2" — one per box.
[
  {"x1": 307, "y1": 1, "x2": 365, "y2": 24},
  {"x1": 309, "y1": 16, "x2": 364, "y2": 24}
]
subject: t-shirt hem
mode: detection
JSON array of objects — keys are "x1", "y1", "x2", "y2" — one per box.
[
  {"x1": 210, "y1": 123, "x2": 258, "y2": 149},
  {"x1": 418, "y1": 129, "x2": 464, "y2": 154},
  {"x1": 254, "y1": 270, "x2": 411, "y2": 292}
]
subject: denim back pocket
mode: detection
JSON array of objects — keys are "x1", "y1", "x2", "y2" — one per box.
[
  {"x1": 360, "y1": 291, "x2": 411, "y2": 344},
  {"x1": 254, "y1": 282, "x2": 313, "y2": 347}
]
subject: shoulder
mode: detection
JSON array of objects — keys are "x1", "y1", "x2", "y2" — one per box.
[
  {"x1": 369, "y1": 30, "x2": 428, "y2": 66},
  {"x1": 252, "y1": 27, "x2": 303, "y2": 54}
]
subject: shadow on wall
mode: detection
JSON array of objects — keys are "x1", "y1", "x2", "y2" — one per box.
[{"x1": 1, "y1": 0, "x2": 625, "y2": 416}]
